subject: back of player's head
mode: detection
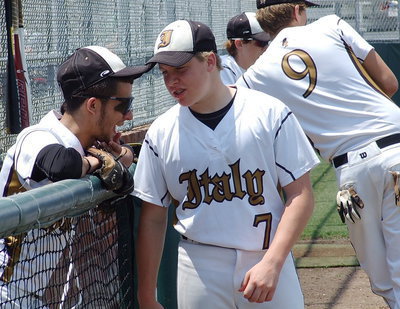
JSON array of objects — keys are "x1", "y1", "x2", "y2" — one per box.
[
  {"x1": 256, "y1": 0, "x2": 319, "y2": 9},
  {"x1": 57, "y1": 46, "x2": 150, "y2": 100},
  {"x1": 146, "y1": 20, "x2": 217, "y2": 67},
  {"x1": 226, "y1": 12, "x2": 270, "y2": 43},
  {"x1": 256, "y1": 0, "x2": 314, "y2": 35}
]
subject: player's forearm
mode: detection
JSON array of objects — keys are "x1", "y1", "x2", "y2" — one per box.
[
  {"x1": 263, "y1": 173, "x2": 314, "y2": 268},
  {"x1": 81, "y1": 156, "x2": 100, "y2": 177},
  {"x1": 136, "y1": 203, "x2": 168, "y2": 304}
]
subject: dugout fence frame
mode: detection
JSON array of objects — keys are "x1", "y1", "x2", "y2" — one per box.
[{"x1": 0, "y1": 167, "x2": 138, "y2": 308}]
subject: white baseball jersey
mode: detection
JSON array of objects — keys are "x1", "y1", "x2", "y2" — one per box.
[
  {"x1": 133, "y1": 87, "x2": 319, "y2": 251},
  {"x1": 235, "y1": 14, "x2": 400, "y2": 307},
  {"x1": 0, "y1": 110, "x2": 85, "y2": 193},
  {"x1": 0, "y1": 110, "x2": 84, "y2": 300},
  {"x1": 236, "y1": 14, "x2": 400, "y2": 161},
  {"x1": 220, "y1": 54, "x2": 245, "y2": 85}
]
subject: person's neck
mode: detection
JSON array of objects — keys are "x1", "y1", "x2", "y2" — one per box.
[
  {"x1": 60, "y1": 112, "x2": 94, "y2": 149},
  {"x1": 271, "y1": 20, "x2": 300, "y2": 40},
  {"x1": 190, "y1": 79, "x2": 236, "y2": 114},
  {"x1": 235, "y1": 54, "x2": 250, "y2": 70}
]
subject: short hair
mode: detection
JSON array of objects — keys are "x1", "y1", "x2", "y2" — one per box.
[
  {"x1": 256, "y1": 2, "x2": 306, "y2": 36},
  {"x1": 194, "y1": 51, "x2": 223, "y2": 71},
  {"x1": 224, "y1": 40, "x2": 252, "y2": 57},
  {"x1": 61, "y1": 76, "x2": 134, "y2": 114}
]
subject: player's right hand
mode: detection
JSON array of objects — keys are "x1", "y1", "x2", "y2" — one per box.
[
  {"x1": 239, "y1": 258, "x2": 280, "y2": 303},
  {"x1": 336, "y1": 186, "x2": 364, "y2": 223}
]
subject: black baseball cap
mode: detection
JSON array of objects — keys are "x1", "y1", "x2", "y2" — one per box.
[
  {"x1": 146, "y1": 20, "x2": 217, "y2": 67},
  {"x1": 57, "y1": 46, "x2": 151, "y2": 98},
  {"x1": 227, "y1": 12, "x2": 270, "y2": 43},
  {"x1": 257, "y1": 0, "x2": 319, "y2": 9}
]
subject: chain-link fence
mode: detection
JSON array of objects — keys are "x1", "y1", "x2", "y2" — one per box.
[{"x1": 1, "y1": 0, "x2": 399, "y2": 155}]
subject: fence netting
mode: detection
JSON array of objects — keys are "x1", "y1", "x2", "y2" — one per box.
[{"x1": 0, "y1": 197, "x2": 135, "y2": 309}]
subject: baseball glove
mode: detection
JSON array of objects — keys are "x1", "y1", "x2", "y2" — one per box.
[
  {"x1": 86, "y1": 147, "x2": 134, "y2": 195},
  {"x1": 336, "y1": 185, "x2": 364, "y2": 223},
  {"x1": 390, "y1": 171, "x2": 400, "y2": 206}
]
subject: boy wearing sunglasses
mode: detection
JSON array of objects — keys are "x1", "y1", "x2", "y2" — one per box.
[
  {"x1": 0, "y1": 46, "x2": 149, "y2": 307},
  {"x1": 134, "y1": 20, "x2": 319, "y2": 308},
  {"x1": 220, "y1": 12, "x2": 270, "y2": 85},
  {"x1": 1, "y1": 45, "x2": 149, "y2": 192}
]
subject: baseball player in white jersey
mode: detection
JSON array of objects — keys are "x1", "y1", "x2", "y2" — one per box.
[
  {"x1": 0, "y1": 46, "x2": 148, "y2": 307},
  {"x1": 133, "y1": 19, "x2": 319, "y2": 309},
  {"x1": 220, "y1": 12, "x2": 270, "y2": 85},
  {"x1": 236, "y1": 0, "x2": 400, "y2": 307}
]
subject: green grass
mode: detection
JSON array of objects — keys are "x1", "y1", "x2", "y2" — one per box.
[{"x1": 300, "y1": 159, "x2": 349, "y2": 240}]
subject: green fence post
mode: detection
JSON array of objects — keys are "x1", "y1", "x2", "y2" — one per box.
[{"x1": 157, "y1": 205, "x2": 179, "y2": 309}]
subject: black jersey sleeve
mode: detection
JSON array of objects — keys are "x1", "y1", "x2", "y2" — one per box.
[{"x1": 31, "y1": 144, "x2": 82, "y2": 182}]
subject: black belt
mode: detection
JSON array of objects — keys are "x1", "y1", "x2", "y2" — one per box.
[{"x1": 332, "y1": 133, "x2": 400, "y2": 168}]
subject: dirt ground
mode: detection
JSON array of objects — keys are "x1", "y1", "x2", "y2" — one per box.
[
  {"x1": 295, "y1": 240, "x2": 390, "y2": 309},
  {"x1": 298, "y1": 267, "x2": 389, "y2": 309}
]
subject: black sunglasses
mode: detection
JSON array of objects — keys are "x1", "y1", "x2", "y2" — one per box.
[
  {"x1": 95, "y1": 95, "x2": 134, "y2": 115},
  {"x1": 74, "y1": 95, "x2": 134, "y2": 115}
]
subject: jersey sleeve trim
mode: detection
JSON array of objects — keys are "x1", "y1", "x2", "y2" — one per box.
[
  {"x1": 239, "y1": 75, "x2": 251, "y2": 89},
  {"x1": 144, "y1": 138, "x2": 159, "y2": 157},
  {"x1": 275, "y1": 162, "x2": 295, "y2": 181},
  {"x1": 222, "y1": 66, "x2": 237, "y2": 77},
  {"x1": 274, "y1": 111, "x2": 292, "y2": 140},
  {"x1": 133, "y1": 189, "x2": 169, "y2": 208}
]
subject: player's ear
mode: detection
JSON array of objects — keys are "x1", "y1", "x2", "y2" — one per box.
[
  {"x1": 293, "y1": 4, "x2": 302, "y2": 22},
  {"x1": 234, "y1": 39, "x2": 243, "y2": 49},
  {"x1": 85, "y1": 97, "x2": 99, "y2": 115},
  {"x1": 206, "y1": 52, "x2": 217, "y2": 72}
]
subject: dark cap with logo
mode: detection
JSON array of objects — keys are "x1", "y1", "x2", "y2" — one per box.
[
  {"x1": 57, "y1": 45, "x2": 151, "y2": 98},
  {"x1": 257, "y1": 0, "x2": 319, "y2": 9},
  {"x1": 227, "y1": 12, "x2": 270, "y2": 43},
  {"x1": 146, "y1": 20, "x2": 217, "y2": 67}
]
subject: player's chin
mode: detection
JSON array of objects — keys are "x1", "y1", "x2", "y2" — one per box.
[
  {"x1": 97, "y1": 134, "x2": 113, "y2": 144},
  {"x1": 176, "y1": 94, "x2": 195, "y2": 107}
]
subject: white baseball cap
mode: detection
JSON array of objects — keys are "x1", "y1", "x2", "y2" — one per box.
[{"x1": 146, "y1": 20, "x2": 218, "y2": 67}]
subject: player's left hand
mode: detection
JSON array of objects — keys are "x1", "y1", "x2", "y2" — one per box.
[
  {"x1": 86, "y1": 147, "x2": 134, "y2": 195},
  {"x1": 97, "y1": 139, "x2": 134, "y2": 168},
  {"x1": 238, "y1": 259, "x2": 280, "y2": 303},
  {"x1": 336, "y1": 186, "x2": 364, "y2": 223}
]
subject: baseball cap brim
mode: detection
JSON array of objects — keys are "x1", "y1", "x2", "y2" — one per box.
[
  {"x1": 113, "y1": 64, "x2": 153, "y2": 79},
  {"x1": 146, "y1": 51, "x2": 195, "y2": 67},
  {"x1": 252, "y1": 32, "x2": 271, "y2": 43}
]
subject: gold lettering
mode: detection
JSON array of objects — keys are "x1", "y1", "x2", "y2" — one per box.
[
  {"x1": 179, "y1": 170, "x2": 201, "y2": 210},
  {"x1": 243, "y1": 169, "x2": 265, "y2": 205},
  {"x1": 211, "y1": 173, "x2": 234, "y2": 202},
  {"x1": 229, "y1": 160, "x2": 246, "y2": 200},
  {"x1": 178, "y1": 163, "x2": 266, "y2": 208},
  {"x1": 199, "y1": 169, "x2": 213, "y2": 204}
]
